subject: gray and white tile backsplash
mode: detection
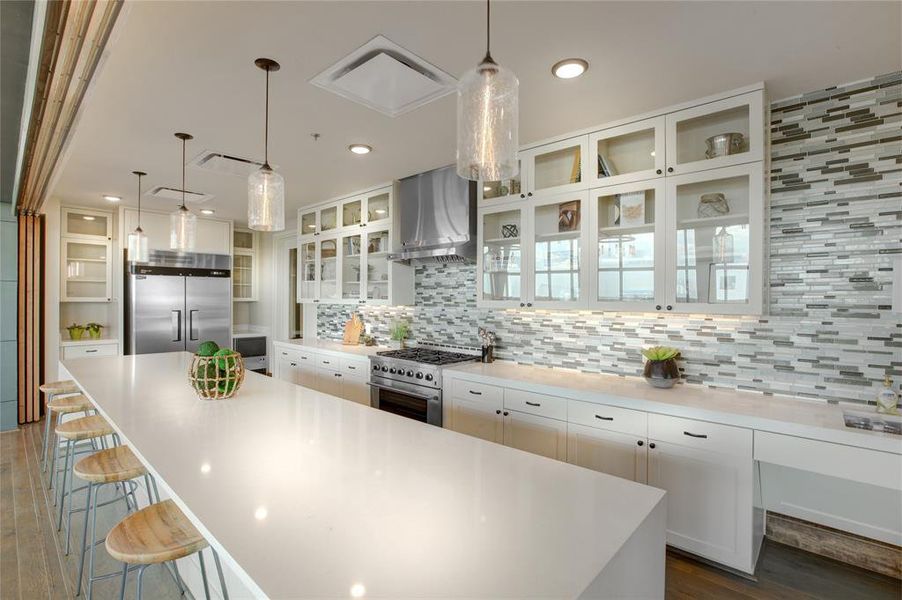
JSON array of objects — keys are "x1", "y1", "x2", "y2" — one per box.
[{"x1": 318, "y1": 72, "x2": 902, "y2": 406}]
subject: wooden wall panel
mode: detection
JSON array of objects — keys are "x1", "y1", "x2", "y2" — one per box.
[{"x1": 17, "y1": 214, "x2": 44, "y2": 424}]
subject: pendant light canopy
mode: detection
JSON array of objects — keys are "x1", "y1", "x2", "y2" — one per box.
[
  {"x1": 456, "y1": 0, "x2": 519, "y2": 182},
  {"x1": 127, "y1": 170, "x2": 149, "y2": 262},
  {"x1": 248, "y1": 57, "x2": 285, "y2": 232},
  {"x1": 170, "y1": 132, "x2": 197, "y2": 251}
]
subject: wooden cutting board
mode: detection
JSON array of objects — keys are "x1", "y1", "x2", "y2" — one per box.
[{"x1": 343, "y1": 313, "x2": 364, "y2": 345}]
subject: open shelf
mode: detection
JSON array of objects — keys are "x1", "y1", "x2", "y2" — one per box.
[
  {"x1": 678, "y1": 213, "x2": 749, "y2": 229},
  {"x1": 599, "y1": 224, "x2": 655, "y2": 235},
  {"x1": 535, "y1": 231, "x2": 580, "y2": 242},
  {"x1": 485, "y1": 237, "x2": 521, "y2": 244}
]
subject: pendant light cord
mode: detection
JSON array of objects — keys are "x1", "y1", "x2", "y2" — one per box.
[
  {"x1": 136, "y1": 173, "x2": 142, "y2": 228},
  {"x1": 264, "y1": 66, "x2": 270, "y2": 168},
  {"x1": 181, "y1": 137, "x2": 186, "y2": 210},
  {"x1": 484, "y1": 0, "x2": 494, "y2": 63}
]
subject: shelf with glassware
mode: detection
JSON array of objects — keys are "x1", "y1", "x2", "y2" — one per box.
[
  {"x1": 586, "y1": 161, "x2": 764, "y2": 315},
  {"x1": 299, "y1": 185, "x2": 393, "y2": 239},
  {"x1": 232, "y1": 228, "x2": 258, "y2": 302},
  {"x1": 477, "y1": 190, "x2": 590, "y2": 310},
  {"x1": 61, "y1": 207, "x2": 113, "y2": 302}
]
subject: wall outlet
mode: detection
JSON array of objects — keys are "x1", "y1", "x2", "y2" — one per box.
[{"x1": 365, "y1": 323, "x2": 373, "y2": 334}]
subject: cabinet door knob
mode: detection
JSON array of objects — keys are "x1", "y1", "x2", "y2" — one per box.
[
  {"x1": 519, "y1": 302, "x2": 525, "y2": 307},
  {"x1": 655, "y1": 169, "x2": 662, "y2": 175},
  {"x1": 637, "y1": 440, "x2": 644, "y2": 447},
  {"x1": 667, "y1": 167, "x2": 674, "y2": 173},
  {"x1": 666, "y1": 305, "x2": 673, "y2": 311},
  {"x1": 648, "y1": 442, "x2": 656, "y2": 449},
  {"x1": 527, "y1": 192, "x2": 533, "y2": 197},
  {"x1": 655, "y1": 305, "x2": 662, "y2": 311},
  {"x1": 502, "y1": 411, "x2": 509, "y2": 416},
  {"x1": 495, "y1": 409, "x2": 502, "y2": 415},
  {"x1": 526, "y1": 302, "x2": 532, "y2": 307},
  {"x1": 520, "y1": 194, "x2": 526, "y2": 199}
]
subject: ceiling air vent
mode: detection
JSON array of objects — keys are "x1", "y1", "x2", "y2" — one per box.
[
  {"x1": 189, "y1": 150, "x2": 270, "y2": 178},
  {"x1": 310, "y1": 35, "x2": 457, "y2": 117},
  {"x1": 146, "y1": 186, "x2": 214, "y2": 204}
]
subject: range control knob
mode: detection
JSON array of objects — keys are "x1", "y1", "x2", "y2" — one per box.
[
  {"x1": 381, "y1": 366, "x2": 388, "y2": 372},
  {"x1": 389, "y1": 368, "x2": 397, "y2": 374},
  {"x1": 425, "y1": 374, "x2": 434, "y2": 382},
  {"x1": 372, "y1": 364, "x2": 380, "y2": 371},
  {"x1": 406, "y1": 370, "x2": 414, "y2": 377},
  {"x1": 415, "y1": 372, "x2": 424, "y2": 379}
]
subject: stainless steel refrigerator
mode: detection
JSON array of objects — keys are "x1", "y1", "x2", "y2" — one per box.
[{"x1": 125, "y1": 250, "x2": 231, "y2": 355}]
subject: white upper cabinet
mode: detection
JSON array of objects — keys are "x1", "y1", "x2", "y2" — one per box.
[
  {"x1": 63, "y1": 207, "x2": 112, "y2": 241},
  {"x1": 232, "y1": 228, "x2": 257, "y2": 302},
  {"x1": 589, "y1": 116, "x2": 666, "y2": 188},
  {"x1": 524, "y1": 136, "x2": 590, "y2": 196},
  {"x1": 61, "y1": 207, "x2": 113, "y2": 302},
  {"x1": 528, "y1": 190, "x2": 589, "y2": 309},
  {"x1": 665, "y1": 91, "x2": 765, "y2": 176},
  {"x1": 121, "y1": 208, "x2": 231, "y2": 255},
  {"x1": 478, "y1": 203, "x2": 528, "y2": 308}
]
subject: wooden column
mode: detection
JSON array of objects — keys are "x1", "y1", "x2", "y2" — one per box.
[{"x1": 17, "y1": 213, "x2": 44, "y2": 424}]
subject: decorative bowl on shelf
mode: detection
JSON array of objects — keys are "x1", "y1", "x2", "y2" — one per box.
[
  {"x1": 704, "y1": 132, "x2": 744, "y2": 159},
  {"x1": 67, "y1": 324, "x2": 85, "y2": 340},
  {"x1": 188, "y1": 351, "x2": 245, "y2": 400}
]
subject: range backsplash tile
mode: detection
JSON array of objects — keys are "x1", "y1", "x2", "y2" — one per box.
[{"x1": 318, "y1": 73, "x2": 902, "y2": 406}]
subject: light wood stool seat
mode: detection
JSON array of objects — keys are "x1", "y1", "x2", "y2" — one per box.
[
  {"x1": 55, "y1": 414, "x2": 113, "y2": 442},
  {"x1": 40, "y1": 379, "x2": 80, "y2": 395},
  {"x1": 48, "y1": 393, "x2": 93, "y2": 415},
  {"x1": 74, "y1": 446, "x2": 146, "y2": 484},
  {"x1": 107, "y1": 499, "x2": 207, "y2": 564}
]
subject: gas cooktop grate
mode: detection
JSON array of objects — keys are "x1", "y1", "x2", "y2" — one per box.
[{"x1": 376, "y1": 348, "x2": 478, "y2": 366}]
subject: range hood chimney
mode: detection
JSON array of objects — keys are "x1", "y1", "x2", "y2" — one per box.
[{"x1": 389, "y1": 165, "x2": 477, "y2": 263}]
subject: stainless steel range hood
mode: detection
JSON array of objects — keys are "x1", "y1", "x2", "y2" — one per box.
[{"x1": 389, "y1": 165, "x2": 477, "y2": 263}]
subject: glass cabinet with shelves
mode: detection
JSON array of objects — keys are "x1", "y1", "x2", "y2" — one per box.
[
  {"x1": 299, "y1": 210, "x2": 317, "y2": 237},
  {"x1": 319, "y1": 236, "x2": 340, "y2": 301},
  {"x1": 232, "y1": 228, "x2": 257, "y2": 301},
  {"x1": 365, "y1": 228, "x2": 391, "y2": 303},
  {"x1": 479, "y1": 206, "x2": 526, "y2": 306},
  {"x1": 530, "y1": 193, "x2": 587, "y2": 307},
  {"x1": 526, "y1": 137, "x2": 590, "y2": 196},
  {"x1": 61, "y1": 239, "x2": 112, "y2": 302},
  {"x1": 62, "y1": 207, "x2": 112, "y2": 240},
  {"x1": 589, "y1": 117, "x2": 666, "y2": 187},
  {"x1": 341, "y1": 233, "x2": 363, "y2": 300},
  {"x1": 298, "y1": 241, "x2": 317, "y2": 301}
]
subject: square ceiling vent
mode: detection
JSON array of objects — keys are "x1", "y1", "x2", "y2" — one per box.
[{"x1": 310, "y1": 35, "x2": 457, "y2": 117}]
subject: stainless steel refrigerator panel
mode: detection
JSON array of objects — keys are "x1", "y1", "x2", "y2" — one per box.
[
  {"x1": 185, "y1": 276, "x2": 231, "y2": 353},
  {"x1": 128, "y1": 275, "x2": 186, "y2": 354}
]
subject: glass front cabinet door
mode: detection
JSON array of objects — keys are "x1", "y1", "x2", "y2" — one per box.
[
  {"x1": 61, "y1": 240, "x2": 112, "y2": 301},
  {"x1": 298, "y1": 240, "x2": 317, "y2": 301},
  {"x1": 341, "y1": 232, "x2": 363, "y2": 301},
  {"x1": 62, "y1": 207, "x2": 112, "y2": 240},
  {"x1": 318, "y1": 236, "x2": 340, "y2": 302},
  {"x1": 589, "y1": 180, "x2": 665, "y2": 311},
  {"x1": 529, "y1": 191, "x2": 589, "y2": 309},
  {"x1": 299, "y1": 209, "x2": 317, "y2": 238},
  {"x1": 480, "y1": 158, "x2": 524, "y2": 203},
  {"x1": 589, "y1": 117, "x2": 666, "y2": 187},
  {"x1": 364, "y1": 228, "x2": 391, "y2": 303},
  {"x1": 364, "y1": 189, "x2": 391, "y2": 227},
  {"x1": 523, "y1": 136, "x2": 590, "y2": 196},
  {"x1": 478, "y1": 205, "x2": 527, "y2": 307},
  {"x1": 664, "y1": 163, "x2": 764, "y2": 314}
]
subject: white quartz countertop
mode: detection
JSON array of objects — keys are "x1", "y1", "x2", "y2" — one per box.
[
  {"x1": 446, "y1": 361, "x2": 902, "y2": 455},
  {"x1": 272, "y1": 338, "x2": 387, "y2": 358},
  {"x1": 62, "y1": 352, "x2": 664, "y2": 599}
]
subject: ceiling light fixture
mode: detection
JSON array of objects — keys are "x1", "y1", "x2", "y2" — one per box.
[
  {"x1": 127, "y1": 171, "x2": 149, "y2": 262},
  {"x1": 200, "y1": 208, "x2": 215, "y2": 215},
  {"x1": 82, "y1": 216, "x2": 96, "y2": 221},
  {"x1": 103, "y1": 195, "x2": 121, "y2": 202},
  {"x1": 248, "y1": 58, "x2": 285, "y2": 232},
  {"x1": 456, "y1": 0, "x2": 519, "y2": 182},
  {"x1": 348, "y1": 144, "x2": 372, "y2": 155},
  {"x1": 551, "y1": 58, "x2": 588, "y2": 79},
  {"x1": 171, "y1": 132, "x2": 197, "y2": 251}
]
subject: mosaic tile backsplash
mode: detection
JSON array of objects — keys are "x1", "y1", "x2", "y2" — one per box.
[{"x1": 319, "y1": 73, "x2": 902, "y2": 406}]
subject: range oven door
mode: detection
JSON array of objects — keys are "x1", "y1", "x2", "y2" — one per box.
[{"x1": 369, "y1": 377, "x2": 442, "y2": 427}]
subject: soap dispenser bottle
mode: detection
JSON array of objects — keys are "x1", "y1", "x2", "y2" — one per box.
[{"x1": 876, "y1": 375, "x2": 899, "y2": 415}]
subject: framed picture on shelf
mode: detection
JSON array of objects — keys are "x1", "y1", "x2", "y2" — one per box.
[
  {"x1": 598, "y1": 155, "x2": 617, "y2": 178},
  {"x1": 558, "y1": 201, "x2": 581, "y2": 232},
  {"x1": 618, "y1": 191, "x2": 646, "y2": 227}
]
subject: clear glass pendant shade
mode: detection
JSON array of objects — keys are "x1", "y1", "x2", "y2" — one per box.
[
  {"x1": 248, "y1": 165, "x2": 285, "y2": 231},
  {"x1": 127, "y1": 227, "x2": 149, "y2": 262},
  {"x1": 170, "y1": 205, "x2": 196, "y2": 251},
  {"x1": 456, "y1": 58, "x2": 519, "y2": 182}
]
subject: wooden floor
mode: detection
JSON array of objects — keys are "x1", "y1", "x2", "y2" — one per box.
[{"x1": 2, "y1": 422, "x2": 900, "y2": 600}]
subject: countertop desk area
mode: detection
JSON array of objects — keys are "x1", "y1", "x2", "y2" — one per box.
[{"x1": 62, "y1": 352, "x2": 666, "y2": 599}]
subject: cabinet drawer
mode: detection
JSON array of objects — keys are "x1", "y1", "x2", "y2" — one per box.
[
  {"x1": 317, "y1": 355, "x2": 339, "y2": 369},
  {"x1": 568, "y1": 400, "x2": 647, "y2": 437},
  {"x1": 452, "y1": 379, "x2": 503, "y2": 404},
  {"x1": 504, "y1": 389, "x2": 567, "y2": 421},
  {"x1": 63, "y1": 344, "x2": 117, "y2": 359},
  {"x1": 275, "y1": 347, "x2": 300, "y2": 363},
  {"x1": 340, "y1": 358, "x2": 368, "y2": 378},
  {"x1": 648, "y1": 413, "x2": 751, "y2": 458}
]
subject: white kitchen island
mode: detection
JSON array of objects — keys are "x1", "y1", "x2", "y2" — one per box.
[{"x1": 61, "y1": 352, "x2": 666, "y2": 599}]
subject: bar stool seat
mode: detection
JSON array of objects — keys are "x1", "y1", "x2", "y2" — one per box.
[
  {"x1": 41, "y1": 379, "x2": 80, "y2": 395},
  {"x1": 48, "y1": 393, "x2": 93, "y2": 415},
  {"x1": 56, "y1": 414, "x2": 113, "y2": 442},
  {"x1": 107, "y1": 499, "x2": 207, "y2": 564},
  {"x1": 75, "y1": 445, "x2": 145, "y2": 484}
]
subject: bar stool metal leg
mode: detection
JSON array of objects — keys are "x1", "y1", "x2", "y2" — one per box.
[
  {"x1": 57, "y1": 440, "x2": 72, "y2": 531},
  {"x1": 76, "y1": 482, "x2": 95, "y2": 596},
  {"x1": 117, "y1": 561, "x2": 128, "y2": 600},
  {"x1": 199, "y1": 549, "x2": 211, "y2": 600},
  {"x1": 212, "y1": 548, "x2": 230, "y2": 600},
  {"x1": 41, "y1": 397, "x2": 54, "y2": 471}
]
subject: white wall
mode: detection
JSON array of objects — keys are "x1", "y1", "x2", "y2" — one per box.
[{"x1": 44, "y1": 198, "x2": 60, "y2": 380}]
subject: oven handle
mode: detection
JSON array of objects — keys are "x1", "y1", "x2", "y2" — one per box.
[{"x1": 367, "y1": 381, "x2": 438, "y2": 401}]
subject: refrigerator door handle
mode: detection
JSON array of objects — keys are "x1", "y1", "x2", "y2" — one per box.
[
  {"x1": 189, "y1": 309, "x2": 199, "y2": 341},
  {"x1": 171, "y1": 310, "x2": 182, "y2": 342}
]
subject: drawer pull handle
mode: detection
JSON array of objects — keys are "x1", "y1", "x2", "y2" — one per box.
[
  {"x1": 683, "y1": 431, "x2": 708, "y2": 439},
  {"x1": 334, "y1": 373, "x2": 342, "y2": 378},
  {"x1": 86, "y1": 349, "x2": 98, "y2": 353},
  {"x1": 348, "y1": 366, "x2": 356, "y2": 370},
  {"x1": 525, "y1": 401, "x2": 541, "y2": 407},
  {"x1": 469, "y1": 390, "x2": 482, "y2": 396},
  {"x1": 301, "y1": 356, "x2": 307, "y2": 360},
  {"x1": 595, "y1": 415, "x2": 613, "y2": 421},
  {"x1": 290, "y1": 363, "x2": 297, "y2": 367},
  {"x1": 323, "y1": 361, "x2": 330, "y2": 365}
]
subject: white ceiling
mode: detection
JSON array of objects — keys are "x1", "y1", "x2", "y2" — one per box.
[{"x1": 51, "y1": 1, "x2": 901, "y2": 225}]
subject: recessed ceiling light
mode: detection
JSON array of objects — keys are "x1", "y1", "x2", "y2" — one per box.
[
  {"x1": 103, "y1": 195, "x2": 121, "y2": 202},
  {"x1": 483, "y1": 185, "x2": 492, "y2": 192},
  {"x1": 200, "y1": 209, "x2": 215, "y2": 215},
  {"x1": 348, "y1": 144, "x2": 372, "y2": 155},
  {"x1": 552, "y1": 58, "x2": 588, "y2": 79},
  {"x1": 82, "y1": 215, "x2": 96, "y2": 221}
]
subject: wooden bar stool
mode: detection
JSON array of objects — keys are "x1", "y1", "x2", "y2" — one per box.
[
  {"x1": 45, "y1": 394, "x2": 95, "y2": 490},
  {"x1": 106, "y1": 499, "x2": 229, "y2": 600},
  {"x1": 55, "y1": 415, "x2": 117, "y2": 554},
  {"x1": 40, "y1": 380, "x2": 82, "y2": 471},
  {"x1": 74, "y1": 445, "x2": 154, "y2": 599}
]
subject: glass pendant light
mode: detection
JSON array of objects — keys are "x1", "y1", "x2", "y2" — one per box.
[
  {"x1": 248, "y1": 58, "x2": 285, "y2": 232},
  {"x1": 456, "y1": 0, "x2": 519, "y2": 182},
  {"x1": 127, "y1": 170, "x2": 149, "y2": 262},
  {"x1": 170, "y1": 132, "x2": 197, "y2": 251}
]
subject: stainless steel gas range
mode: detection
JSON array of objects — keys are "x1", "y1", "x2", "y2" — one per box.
[{"x1": 369, "y1": 347, "x2": 479, "y2": 426}]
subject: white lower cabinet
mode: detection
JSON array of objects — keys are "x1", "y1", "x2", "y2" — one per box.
[
  {"x1": 315, "y1": 366, "x2": 344, "y2": 397},
  {"x1": 567, "y1": 423, "x2": 648, "y2": 484},
  {"x1": 503, "y1": 410, "x2": 568, "y2": 460},
  {"x1": 272, "y1": 343, "x2": 370, "y2": 405},
  {"x1": 449, "y1": 393, "x2": 504, "y2": 443}
]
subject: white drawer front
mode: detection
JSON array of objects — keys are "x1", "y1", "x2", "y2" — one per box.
[
  {"x1": 452, "y1": 379, "x2": 503, "y2": 404},
  {"x1": 63, "y1": 344, "x2": 117, "y2": 359},
  {"x1": 504, "y1": 389, "x2": 567, "y2": 421},
  {"x1": 755, "y1": 431, "x2": 902, "y2": 491},
  {"x1": 568, "y1": 400, "x2": 647, "y2": 437},
  {"x1": 340, "y1": 358, "x2": 368, "y2": 379},
  {"x1": 275, "y1": 347, "x2": 301, "y2": 363},
  {"x1": 649, "y1": 413, "x2": 751, "y2": 458},
  {"x1": 317, "y1": 355, "x2": 339, "y2": 369}
]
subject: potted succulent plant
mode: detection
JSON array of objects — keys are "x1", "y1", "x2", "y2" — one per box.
[
  {"x1": 389, "y1": 320, "x2": 410, "y2": 349},
  {"x1": 85, "y1": 322, "x2": 104, "y2": 340},
  {"x1": 641, "y1": 346, "x2": 681, "y2": 389},
  {"x1": 66, "y1": 323, "x2": 85, "y2": 341}
]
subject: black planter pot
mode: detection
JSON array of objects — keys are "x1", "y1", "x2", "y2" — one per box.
[{"x1": 643, "y1": 358, "x2": 680, "y2": 388}]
